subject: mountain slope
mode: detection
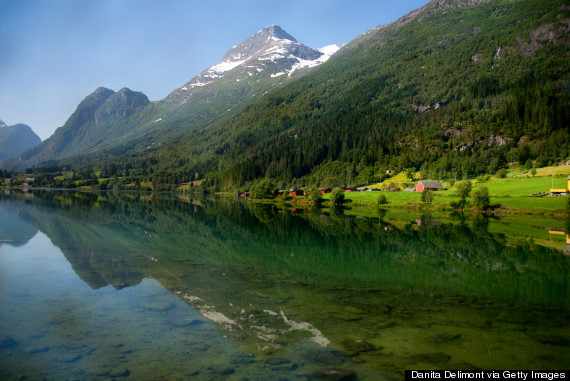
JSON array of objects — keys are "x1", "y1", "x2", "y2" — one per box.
[
  {"x1": 116, "y1": 0, "x2": 569, "y2": 190},
  {"x1": 0, "y1": 120, "x2": 41, "y2": 162},
  {"x1": 4, "y1": 87, "x2": 151, "y2": 168},
  {"x1": 146, "y1": 25, "x2": 341, "y2": 144}
]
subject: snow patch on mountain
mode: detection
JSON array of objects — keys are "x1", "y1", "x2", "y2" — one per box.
[{"x1": 171, "y1": 26, "x2": 343, "y2": 99}]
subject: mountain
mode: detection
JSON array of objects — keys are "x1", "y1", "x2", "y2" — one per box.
[
  {"x1": 5, "y1": 87, "x2": 151, "y2": 168},
  {"x1": 5, "y1": 0, "x2": 569, "y2": 190},
  {"x1": 0, "y1": 120, "x2": 41, "y2": 162},
  {"x1": 165, "y1": 25, "x2": 340, "y2": 106},
  {"x1": 4, "y1": 25, "x2": 340, "y2": 171},
  {"x1": 106, "y1": 0, "x2": 567, "y2": 190}
]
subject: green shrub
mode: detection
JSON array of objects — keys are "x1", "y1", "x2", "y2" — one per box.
[
  {"x1": 421, "y1": 189, "x2": 433, "y2": 205},
  {"x1": 308, "y1": 187, "x2": 323, "y2": 204},
  {"x1": 250, "y1": 179, "x2": 277, "y2": 199},
  {"x1": 495, "y1": 168, "x2": 507, "y2": 179},
  {"x1": 455, "y1": 181, "x2": 473, "y2": 200},
  {"x1": 376, "y1": 193, "x2": 388, "y2": 207},
  {"x1": 472, "y1": 186, "x2": 490, "y2": 211},
  {"x1": 329, "y1": 188, "x2": 345, "y2": 205}
]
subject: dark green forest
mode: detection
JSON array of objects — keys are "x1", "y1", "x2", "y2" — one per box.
[{"x1": 18, "y1": 0, "x2": 570, "y2": 192}]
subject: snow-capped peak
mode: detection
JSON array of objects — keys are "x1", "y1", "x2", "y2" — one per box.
[
  {"x1": 168, "y1": 26, "x2": 342, "y2": 102},
  {"x1": 317, "y1": 44, "x2": 344, "y2": 56}
]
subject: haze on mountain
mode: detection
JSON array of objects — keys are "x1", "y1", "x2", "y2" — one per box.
[
  {"x1": 0, "y1": 119, "x2": 41, "y2": 163},
  {"x1": 2, "y1": 0, "x2": 569, "y2": 193}
]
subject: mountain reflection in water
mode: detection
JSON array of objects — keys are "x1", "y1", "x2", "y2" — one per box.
[{"x1": 0, "y1": 190, "x2": 568, "y2": 380}]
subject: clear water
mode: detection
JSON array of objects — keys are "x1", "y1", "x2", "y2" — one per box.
[{"x1": 0, "y1": 190, "x2": 568, "y2": 380}]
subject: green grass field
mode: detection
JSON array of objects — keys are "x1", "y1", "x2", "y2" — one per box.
[{"x1": 317, "y1": 166, "x2": 570, "y2": 215}]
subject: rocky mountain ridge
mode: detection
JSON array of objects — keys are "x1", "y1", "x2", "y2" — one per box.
[{"x1": 165, "y1": 25, "x2": 341, "y2": 105}]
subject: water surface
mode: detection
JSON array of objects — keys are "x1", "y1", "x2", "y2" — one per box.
[{"x1": 0, "y1": 190, "x2": 568, "y2": 380}]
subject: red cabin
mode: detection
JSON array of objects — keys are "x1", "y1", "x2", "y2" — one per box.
[{"x1": 416, "y1": 181, "x2": 443, "y2": 192}]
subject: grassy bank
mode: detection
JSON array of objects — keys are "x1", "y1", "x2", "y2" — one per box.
[{"x1": 276, "y1": 166, "x2": 570, "y2": 216}]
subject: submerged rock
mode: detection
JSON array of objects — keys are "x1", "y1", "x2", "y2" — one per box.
[
  {"x1": 109, "y1": 368, "x2": 131, "y2": 378},
  {"x1": 431, "y1": 333, "x2": 462, "y2": 343},
  {"x1": 170, "y1": 317, "x2": 204, "y2": 327},
  {"x1": 535, "y1": 335, "x2": 570, "y2": 346},
  {"x1": 412, "y1": 352, "x2": 451, "y2": 363},
  {"x1": 310, "y1": 368, "x2": 358, "y2": 381},
  {"x1": 208, "y1": 366, "x2": 235, "y2": 376},
  {"x1": 342, "y1": 339, "x2": 379, "y2": 355},
  {"x1": 0, "y1": 336, "x2": 18, "y2": 348},
  {"x1": 312, "y1": 350, "x2": 347, "y2": 365},
  {"x1": 142, "y1": 301, "x2": 176, "y2": 312}
]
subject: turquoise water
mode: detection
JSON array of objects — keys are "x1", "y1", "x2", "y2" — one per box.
[{"x1": 0, "y1": 190, "x2": 568, "y2": 380}]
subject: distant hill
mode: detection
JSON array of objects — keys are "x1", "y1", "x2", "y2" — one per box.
[
  {"x1": 2, "y1": 87, "x2": 151, "y2": 168},
  {"x1": 0, "y1": 120, "x2": 41, "y2": 162}
]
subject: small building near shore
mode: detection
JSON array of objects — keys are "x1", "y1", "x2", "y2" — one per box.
[
  {"x1": 549, "y1": 176, "x2": 570, "y2": 196},
  {"x1": 319, "y1": 187, "x2": 332, "y2": 194},
  {"x1": 291, "y1": 189, "x2": 304, "y2": 197},
  {"x1": 416, "y1": 180, "x2": 443, "y2": 192}
]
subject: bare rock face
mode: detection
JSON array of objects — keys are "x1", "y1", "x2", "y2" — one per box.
[
  {"x1": 471, "y1": 53, "x2": 484, "y2": 62},
  {"x1": 413, "y1": 101, "x2": 445, "y2": 113},
  {"x1": 487, "y1": 135, "x2": 511, "y2": 147},
  {"x1": 517, "y1": 20, "x2": 570, "y2": 57}
]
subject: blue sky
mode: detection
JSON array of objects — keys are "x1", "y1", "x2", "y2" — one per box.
[{"x1": 0, "y1": 0, "x2": 427, "y2": 140}]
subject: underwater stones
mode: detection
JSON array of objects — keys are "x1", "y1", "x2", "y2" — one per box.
[
  {"x1": 310, "y1": 368, "x2": 357, "y2": 381},
  {"x1": 431, "y1": 333, "x2": 462, "y2": 343},
  {"x1": 0, "y1": 336, "x2": 18, "y2": 348},
  {"x1": 170, "y1": 316, "x2": 204, "y2": 327},
  {"x1": 98, "y1": 368, "x2": 131, "y2": 378},
  {"x1": 336, "y1": 311, "x2": 362, "y2": 322},
  {"x1": 26, "y1": 346, "x2": 50, "y2": 355},
  {"x1": 535, "y1": 335, "x2": 570, "y2": 346},
  {"x1": 411, "y1": 352, "x2": 451, "y2": 363},
  {"x1": 56, "y1": 352, "x2": 83, "y2": 363},
  {"x1": 377, "y1": 321, "x2": 397, "y2": 330},
  {"x1": 142, "y1": 301, "x2": 176, "y2": 312},
  {"x1": 343, "y1": 306, "x2": 365, "y2": 314},
  {"x1": 453, "y1": 362, "x2": 480, "y2": 370},
  {"x1": 267, "y1": 358, "x2": 296, "y2": 370},
  {"x1": 312, "y1": 349, "x2": 347, "y2": 365},
  {"x1": 342, "y1": 339, "x2": 379, "y2": 356},
  {"x1": 208, "y1": 365, "x2": 235, "y2": 376},
  {"x1": 108, "y1": 368, "x2": 131, "y2": 378},
  {"x1": 271, "y1": 361, "x2": 299, "y2": 372}
]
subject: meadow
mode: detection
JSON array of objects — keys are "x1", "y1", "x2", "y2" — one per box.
[{"x1": 319, "y1": 165, "x2": 570, "y2": 215}]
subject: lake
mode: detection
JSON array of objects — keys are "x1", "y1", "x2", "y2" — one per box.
[{"x1": 0, "y1": 189, "x2": 569, "y2": 380}]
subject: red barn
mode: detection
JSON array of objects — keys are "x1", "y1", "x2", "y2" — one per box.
[
  {"x1": 291, "y1": 189, "x2": 304, "y2": 196},
  {"x1": 416, "y1": 181, "x2": 443, "y2": 192}
]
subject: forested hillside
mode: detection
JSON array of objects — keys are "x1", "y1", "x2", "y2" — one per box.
[{"x1": 18, "y1": 0, "x2": 570, "y2": 191}]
